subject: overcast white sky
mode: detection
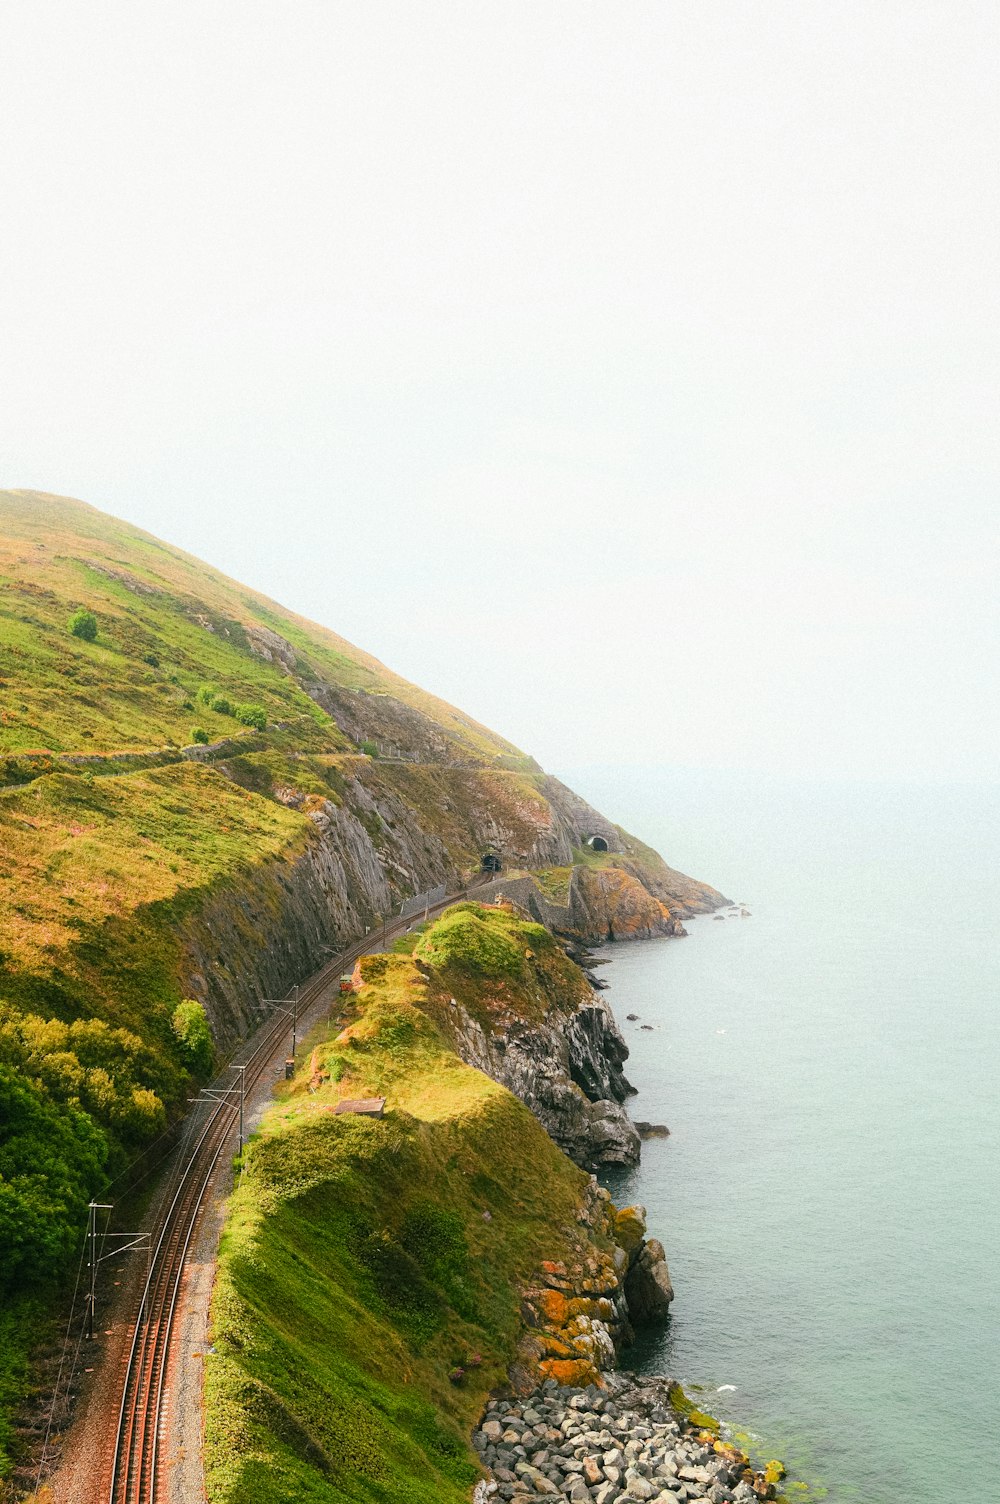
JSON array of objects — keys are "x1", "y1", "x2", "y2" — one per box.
[{"x1": 2, "y1": 2, "x2": 998, "y2": 782}]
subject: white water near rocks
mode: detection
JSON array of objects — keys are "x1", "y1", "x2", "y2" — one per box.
[{"x1": 558, "y1": 767, "x2": 1000, "y2": 1504}]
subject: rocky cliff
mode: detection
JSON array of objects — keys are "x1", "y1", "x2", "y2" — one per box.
[
  {"x1": 439, "y1": 976, "x2": 641, "y2": 1170},
  {"x1": 411, "y1": 903, "x2": 642, "y2": 1170}
]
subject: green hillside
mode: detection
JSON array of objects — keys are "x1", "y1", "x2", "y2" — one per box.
[
  {"x1": 0, "y1": 489, "x2": 519, "y2": 761},
  {"x1": 0, "y1": 490, "x2": 719, "y2": 1485}
]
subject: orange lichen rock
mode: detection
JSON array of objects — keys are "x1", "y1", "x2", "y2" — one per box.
[
  {"x1": 539, "y1": 1259, "x2": 573, "y2": 1289},
  {"x1": 532, "y1": 1288, "x2": 572, "y2": 1326},
  {"x1": 571, "y1": 864, "x2": 683, "y2": 940},
  {"x1": 540, "y1": 1358, "x2": 602, "y2": 1389}
]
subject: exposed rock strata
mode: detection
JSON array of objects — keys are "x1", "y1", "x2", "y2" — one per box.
[
  {"x1": 441, "y1": 983, "x2": 641, "y2": 1170},
  {"x1": 178, "y1": 755, "x2": 723, "y2": 1046}
]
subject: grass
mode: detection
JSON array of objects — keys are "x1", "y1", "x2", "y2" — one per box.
[
  {"x1": 412, "y1": 902, "x2": 591, "y2": 1035},
  {"x1": 0, "y1": 490, "x2": 522, "y2": 762},
  {"x1": 205, "y1": 934, "x2": 598, "y2": 1504},
  {"x1": 0, "y1": 762, "x2": 306, "y2": 1014},
  {"x1": 531, "y1": 866, "x2": 573, "y2": 904},
  {"x1": 0, "y1": 490, "x2": 706, "y2": 1478}
]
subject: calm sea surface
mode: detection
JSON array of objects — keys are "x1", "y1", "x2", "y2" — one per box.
[{"x1": 556, "y1": 767, "x2": 1000, "y2": 1504}]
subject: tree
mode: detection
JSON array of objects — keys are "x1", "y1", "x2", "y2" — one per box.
[
  {"x1": 68, "y1": 608, "x2": 98, "y2": 642},
  {"x1": 0, "y1": 1065, "x2": 106, "y2": 1290},
  {"x1": 171, "y1": 1000, "x2": 214, "y2": 1075}
]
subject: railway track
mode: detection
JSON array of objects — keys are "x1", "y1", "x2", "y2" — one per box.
[{"x1": 103, "y1": 882, "x2": 487, "y2": 1504}]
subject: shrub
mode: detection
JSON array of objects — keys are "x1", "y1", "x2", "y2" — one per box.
[
  {"x1": 211, "y1": 696, "x2": 233, "y2": 717},
  {"x1": 196, "y1": 686, "x2": 217, "y2": 706},
  {"x1": 68, "y1": 608, "x2": 98, "y2": 642},
  {"x1": 142, "y1": 652, "x2": 160, "y2": 667},
  {"x1": 233, "y1": 703, "x2": 266, "y2": 731},
  {"x1": 191, "y1": 727, "x2": 210, "y2": 745},
  {"x1": 171, "y1": 1000, "x2": 214, "y2": 1075},
  {"x1": 361, "y1": 740, "x2": 379, "y2": 758}
]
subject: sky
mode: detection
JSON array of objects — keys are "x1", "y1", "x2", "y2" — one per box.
[{"x1": 2, "y1": 2, "x2": 998, "y2": 783}]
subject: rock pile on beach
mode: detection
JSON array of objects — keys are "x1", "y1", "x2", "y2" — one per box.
[{"x1": 473, "y1": 1374, "x2": 778, "y2": 1504}]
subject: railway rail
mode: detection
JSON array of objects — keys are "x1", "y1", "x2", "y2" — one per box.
[{"x1": 102, "y1": 882, "x2": 487, "y2": 1504}]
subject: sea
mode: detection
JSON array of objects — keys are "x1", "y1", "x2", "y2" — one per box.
[{"x1": 556, "y1": 766, "x2": 999, "y2": 1504}]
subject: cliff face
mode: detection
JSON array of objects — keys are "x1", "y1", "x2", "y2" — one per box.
[
  {"x1": 411, "y1": 903, "x2": 643, "y2": 1171},
  {"x1": 440, "y1": 987, "x2": 640, "y2": 1171}
]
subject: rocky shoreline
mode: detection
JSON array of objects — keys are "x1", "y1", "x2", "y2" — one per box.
[
  {"x1": 472, "y1": 1375, "x2": 781, "y2": 1503},
  {"x1": 457, "y1": 905, "x2": 792, "y2": 1504}
]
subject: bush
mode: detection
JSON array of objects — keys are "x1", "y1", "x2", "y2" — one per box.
[
  {"x1": 197, "y1": 686, "x2": 217, "y2": 706},
  {"x1": 212, "y1": 696, "x2": 233, "y2": 717},
  {"x1": 361, "y1": 740, "x2": 379, "y2": 758},
  {"x1": 191, "y1": 727, "x2": 210, "y2": 745},
  {"x1": 171, "y1": 1000, "x2": 214, "y2": 1075},
  {"x1": 143, "y1": 652, "x2": 160, "y2": 667},
  {"x1": 233, "y1": 703, "x2": 266, "y2": 731},
  {"x1": 68, "y1": 608, "x2": 98, "y2": 642}
]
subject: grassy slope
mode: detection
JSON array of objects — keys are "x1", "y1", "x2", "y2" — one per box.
[
  {"x1": 205, "y1": 915, "x2": 599, "y2": 1504},
  {"x1": 0, "y1": 490, "x2": 517, "y2": 760}
]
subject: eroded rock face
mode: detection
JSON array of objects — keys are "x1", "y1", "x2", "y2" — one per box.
[
  {"x1": 569, "y1": 865, "x2": 687, "y2": 944},
  {"x1": 444, "y1": 991, "x2": 641, "y2": 1170},
  {"x1": 514, "y1": 1182, "x2": 673, "y2": 1393},
  {"x1": 624, "y1": 1237, "x2": 675, "y2": 1322}
]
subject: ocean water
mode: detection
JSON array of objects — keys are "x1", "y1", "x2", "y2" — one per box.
[{"x1": 556, "y1": 767, "x2": 1000, "y2": 1504}]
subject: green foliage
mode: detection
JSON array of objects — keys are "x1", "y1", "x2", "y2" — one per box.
[
  {"x1": 212, "y1": 695, "x2": 233, "y2": 717},
  {"x1": 533, "y1": 865, "x2": 573, "y2": 904},
  {"x1": 402, "y1": 1203, "x2": 476, "y2": 1318},
  {"x1": 0, "y1": 1294, "x2": 53, "y2": 1477},
  {"x1": 360, "y1": 739, "x2": 379, "y2": 758},
  {"x1": 234, "y1": 702, "x2": 267, "y2": 731},
  {"x1": 171, "y1": 999, "x2": 214, "y2": 1075},
  {"x1": 354, "y1": 1223, "x2": 447, "y2": 1343},
  {"x1": 191, "y1": 726, "x2": 210, "y2": 744},
  {"x1": 415, "y1": 905, "x2": 528, "y2": 980},
  {"x1": 67, "y1": 607, "x2": 98, "y2": 641},
  {"x1": 0, "y1": 1007, "x2": 169, "y2": 1146},
  {"x1": 0, "y1": 1064, "x2": 105, "y2": 1292},
  {"x1": 197, "y1": 685, "x2": 218, "y2": 706}
]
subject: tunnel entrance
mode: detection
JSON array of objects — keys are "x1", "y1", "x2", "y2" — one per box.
[
  {"x1": 481, "y1": 849, "x2": 502, "y2": 873},
  {"x1": 585, "y1": 834, "x2": 609, "y2": 852}
]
